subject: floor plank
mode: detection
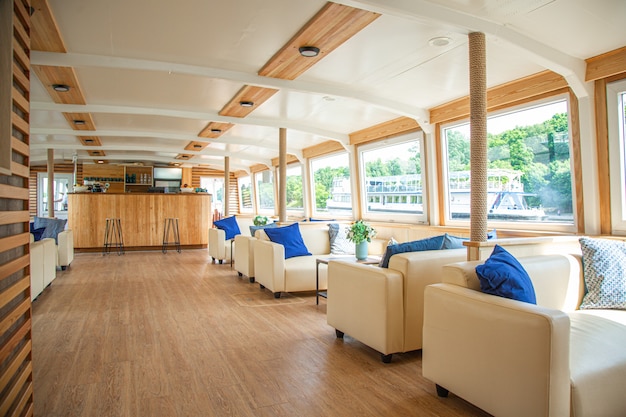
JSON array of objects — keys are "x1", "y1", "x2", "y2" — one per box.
[{"x1": 32, "y1": 250, "x2": 492, "y2": 417}]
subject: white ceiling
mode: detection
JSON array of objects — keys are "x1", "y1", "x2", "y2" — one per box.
[{"x1": 29, "y1": 0, "x2": 626, "y2": 170}]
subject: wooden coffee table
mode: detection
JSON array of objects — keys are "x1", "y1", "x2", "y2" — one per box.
[{"x1": 316, "y1": 256, "x2": 381, "y2": 305}]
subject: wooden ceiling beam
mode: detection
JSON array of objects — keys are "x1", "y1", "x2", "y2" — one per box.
[
  {"x1": 258, "y1": 2, "x2": 380, "y2": 80},
  {"x1": 198, "y1": 122, "x2": 235, "y2": 138},
  {"x1": 218, "y1": 85, "x2": 279, "y2": 118}
]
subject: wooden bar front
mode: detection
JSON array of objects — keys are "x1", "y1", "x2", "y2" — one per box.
[{"x1": 68, "y1": 193, "x2": 212, "y2": 250}]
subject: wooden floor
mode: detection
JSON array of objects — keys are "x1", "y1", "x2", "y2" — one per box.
[{"x1": 32, "y1": 250, "x2": 492, "y2": 417}]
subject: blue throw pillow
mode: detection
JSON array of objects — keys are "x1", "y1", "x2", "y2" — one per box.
[
  {"x1": 263, "y1": 223, "x2": 311, "y2": 259},
  {"x1": 213, "y1": 216, "x2": 241, "y2": 240},
  {"x1": 30, "y1": 222, "x2": 46, "y2": 242},
  {"x1": 379, "y1": 235, "x2": 445, "y2": 268},
  {"x1": 249, "y1": 222, "x2": 277, "y2": 237},
  {"x1": 34, "y1": 217, "x2": 67, "y2": 243},
  {"x1": 475, "y1": 245, "x2": 536, "y2": 304}
]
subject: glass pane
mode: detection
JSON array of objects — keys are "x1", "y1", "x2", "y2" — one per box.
[
  {"x1": 286, "y1": 164, "x2": 303, "y2": 210},
  {"x1": 311, "y1": 153, "x2": 351, "y2": 216},
  {"x1": 238, "y1": 176, "x2": 253, "y2": 212},
  {"x1": 443, "y1": 99, "x2": 573, "y2": 224},
  {"x1": 361, "y1": 139, "x2": 424, "y2": 216},
  {"x1": 255, "y1": 170, "x2": 275, "y2": 212}
]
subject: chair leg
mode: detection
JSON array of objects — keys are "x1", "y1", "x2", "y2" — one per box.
[
  {"x1": 436, "y1": 384, "x2": 449, "y2": 398},
  {"x1": 381, "y1": 353, "x2": 392, "y2": 363},
  {"x1": 335, "y1": 329, "x2": 344, "y2": 338}
]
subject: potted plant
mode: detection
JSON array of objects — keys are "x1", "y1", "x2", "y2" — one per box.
[
  {"x1": 346, "y1": 220, "x2": 377, "y2": 260},
  {"x1": 253, "y1": 215, "x2": 269, "y2": 226}
]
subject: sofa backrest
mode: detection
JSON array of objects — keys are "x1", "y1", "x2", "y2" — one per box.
[
  {"x1": 255, "y1": 222, "x2": 330, "y2": 255},
  {"x1": 442, "y1": 253, "x2": 584, "y2": 311}
]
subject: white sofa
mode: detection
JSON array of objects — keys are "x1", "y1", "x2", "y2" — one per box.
[
  {"x1": 30, "y1": 236, "x2": 57, "y2": 301},
  {"x1": 327, "y1": 248, "x2": 467, "y2": 362},
  {"x1": 57, "y1": 229, "x2": 74, "y2": 270},
  {"x1": 423, "y1": 253, "x2": 626, "y2": 417},
  {"x1": 208, "y1": 216, "x2": 254, "y2": 264}
]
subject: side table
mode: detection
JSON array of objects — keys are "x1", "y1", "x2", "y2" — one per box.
[{"x1": 316, "y1": 256, "x2": 381, "y2": 305}]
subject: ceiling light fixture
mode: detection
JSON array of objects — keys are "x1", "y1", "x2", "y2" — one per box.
[
  {"x1": 193, "y1": 144, "x2": 202, "y2": 149},
  {"x1": 299, "y1": 46, "x2": 320, "y2": 57},
  {"x1": 84, "y1": 139, "x2": 94, "y2": 143},
  {"x1": 210, "y1": 128, "x2": 222, "y2": 134},
  {"x1": 428, "y1": 36, "x2": 451, "y2": 47},
  {"x1": 73, "y1": 120, "x2": 86, "y2": 126},
  {"x1": 52, "y1": 84, "x2": 70, "y2": 92},
  {"x1": 97, "y1": 160, "x2": 104, "y2": 164},
  {"x1": 239, "y1": 101, "x2": 254, "y2": 107}
]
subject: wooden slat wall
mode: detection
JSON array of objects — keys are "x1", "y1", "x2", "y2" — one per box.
[
  {"x1": 0, "y1": 1, "x2": 34, "y2": 416},
  {"x1": 29, "y1": 163, "x2": 82, "y2": 218},
  {"x1": 191, "y1": 167, "x2": 239, "y2": 214}
]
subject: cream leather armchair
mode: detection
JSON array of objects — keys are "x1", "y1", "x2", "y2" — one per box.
[
  {"x1": 57, "y1": 229, "x2": 74, "y2": 270},
  {"x1": 422, "y1": 253, "x2": 626, "y2": 417},
  {"x1": 326, "y1": 248, "x2": 466, "y2": 363},
  {"x1": 234, "y1": 234, "x2": 255, "y2": 282},
  {"x1": 30, "y1": 237, "x2": 57, "y2": 300}
]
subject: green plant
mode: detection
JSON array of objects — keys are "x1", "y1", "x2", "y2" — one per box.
[
  {"x1": 346, "y1": 220, "x2": 376, "y2": 244},
  {"x1": 253, "y1": 215, "x2": 268, "y2": 226}
]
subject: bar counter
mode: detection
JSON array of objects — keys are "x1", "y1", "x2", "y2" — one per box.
[{"x1": 67, "y1": 193, "x2": 212, "y2": 250}]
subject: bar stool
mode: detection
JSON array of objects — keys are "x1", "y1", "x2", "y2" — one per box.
[
  {"x1": 103, "y1": 218, "x2": 124, "y2": 255},
  {"x1": 162, "y1": 217, "x2": 181, "y2": 253}
]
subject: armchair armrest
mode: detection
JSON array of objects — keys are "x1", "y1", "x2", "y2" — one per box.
[
  {"x1": 57, "y1": 229, "x2": 74, "y2": 269},
  {"x1": 208, "y1": 228, "x2": 230, "y2": 262},
  {"x1": 423, "y1": 283, "x2": 571, "y2": 417},
  {"x1": 234, "y1": 235, "x2": 255, "y2": 280},
  {"x1": 253, "y1": 239, "x2": 285, "y2": 293},
  {"x1": 327, "y1": 261, "x2": 404, "y2": 356}
]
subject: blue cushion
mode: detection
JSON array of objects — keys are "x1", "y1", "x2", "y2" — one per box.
[
  {"x1": 213, "y1": 216, "x2": 241, "y2": 240},
  {"x1": 379, "y1": 235, "x2": 445, "y2": 268},
  {"x1": 263, "y1": 223, "x2": 311, "y2": 259},
  {"x1": 30, "y1": 222, "x2": 46, "y2": 242},
  {"x1": 475, "y1": 245, "x2": 536, "y2": 304},
  {"x1": 34, "y1": 217, "x2": 67, "y2": 243},
  {"x1": 249, "y1": 222, "x2": 277, "y2": 237}
]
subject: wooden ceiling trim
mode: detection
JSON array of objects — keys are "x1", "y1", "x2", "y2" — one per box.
[
  {"x1": 430, "y1": 70, "x2": 567, "y2": 125},
  {"x1": 78, "y1": 136, "x2": 101, "y2": 146},
  {"x1": 585, "y1": 45, "x2": 626, "y2": 82},
  {"x1": 218, "y1": 85, "x2": 279, "y2": 118},
  {"x1": 250, "y1": 164, "x2": 270, "y2": 173},
  {"x1": 198, "y1": 122, "x2": 234, "y2": 138},
  {"x1": 184, "y1": 141, "x2": 210, "y2": 151},
  {"x1": 258, "y1": 2, "x2": 380, "y2": 80},
  {"x1": 30, "y1": 0, "x2": 67, "y2": 52},
  {"x1": 350, "y1": 117, "x2": 421, "y2": 145},
  {"x1": 32, "y1": 65, "x2": 86, "y2": 104},
  {"x1": 302, "y1": 140, "x2": 344, "y2": 159},
  {"x1": 62, "y1": 112, "x2": 95, "y2": 130},
  {"x1": 271, "y1": 154, "x2": 299, "y2": 167}
]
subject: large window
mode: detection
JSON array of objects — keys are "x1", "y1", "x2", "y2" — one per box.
[
  {"x1": 442, "y1": 98, "x2": 574, "y2": 227},
  {"x1": 255, "y1": 170, "x2": 275, "y2": 214},
  {"x1": 310, "y1": 152, "x2": 352, "y2": 217},
  {"x1": 37, "y1": 173, "x2": 73, "y2": 219},
  {"x1": 608, "y1": 79, "x2": 626, "y2": 233},
  {"x1": 238, "y1": 175, "x2": 253, "y2": 213},
  {"x1": 285, "y1": 164, "x2": 304, "y2": 212},
  {"x1": 359, "y1": 132, "x2": 426, "y2": 223}
]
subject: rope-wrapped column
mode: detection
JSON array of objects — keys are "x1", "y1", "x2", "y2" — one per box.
[
  {"x1": 469, "y1": 32, "x2": 488, "y2": 242},
  {"x1": 278, "y1": 127, "x2": 287, "y2": 222}
]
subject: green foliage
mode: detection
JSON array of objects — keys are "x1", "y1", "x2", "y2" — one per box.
[
  {"x1": 346, "y1": 220, "x2": 377, "y2": 244},
  {"x1": 286, "y1": 175, "x2": 303, "y2": 208},
  {"x1": 253, "y1": 215, "x2": 268, "y2": 226},
  {"x1": 313, "y1": 166, "x2": 349, "y2": 209},
  {"x1": 447, "y1": 111, "x2": 573, "y2": 213}
]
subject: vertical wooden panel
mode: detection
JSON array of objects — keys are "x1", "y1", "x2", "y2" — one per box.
[
  {"x1": 0, "y1": 1, "x2": 34, "y2": 416},
  {"x1": 594, "y1": 79, "x2": 611, "y2": 234}
]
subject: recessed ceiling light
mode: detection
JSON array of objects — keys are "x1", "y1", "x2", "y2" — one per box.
[
  {"x1": 210, "y1": 128, "x2": 222, "y2": 133},
  {"x1": 239, "y1": 101, "x2": 254, "y2": 107},
  {"x1": 97, "y1": 160, "x2": 104, "y2": 164},
  {"x1": 52, "y1": 84, "x2": 70, "y2": 92},
  {"x1": 73, "y1": 120, "x2": 86, "y2": 126},
  {"x1": 428, "y1": 36, "x2": 451, "y2": 47},
  {"x1": 193, "y1": 144, "x2": 202, "y2": 148},
  {"x1": 84, "y1": 139, "x2": 94, "y2": 143},
  {"x1": 299, "y1": 46, "x2": 320, "y2": 57}
]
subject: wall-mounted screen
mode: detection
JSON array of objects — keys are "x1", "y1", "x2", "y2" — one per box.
[{"x1": 153, "y1": 167, "x2": 182, "y2": 180}]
